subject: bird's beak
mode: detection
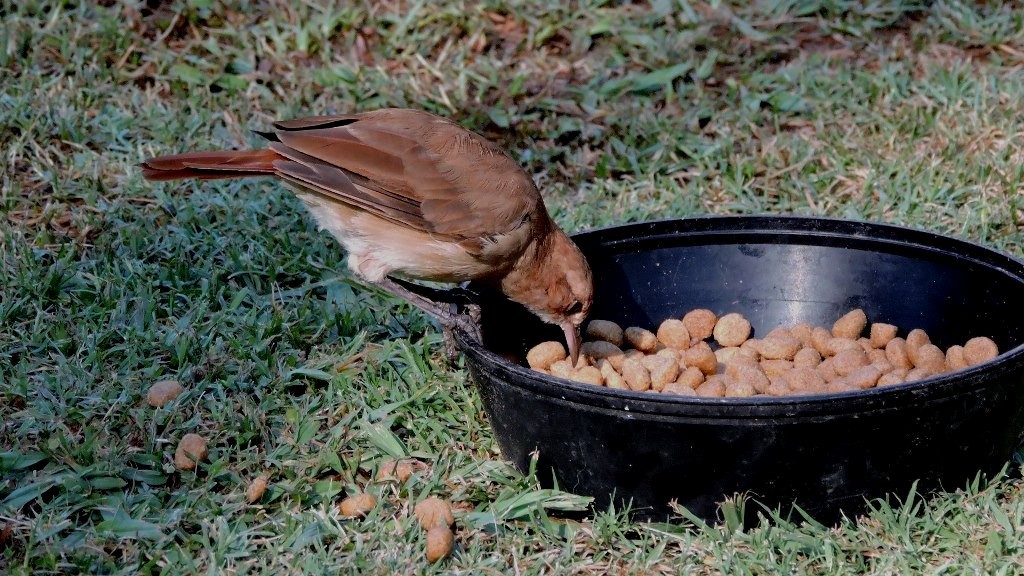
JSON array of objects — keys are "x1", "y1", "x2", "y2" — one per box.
[{"x1": 562, "y1": 322, "x2": 581, "y2": 365}]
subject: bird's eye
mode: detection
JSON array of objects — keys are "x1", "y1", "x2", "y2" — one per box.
[{"x1": 565, "y1": 300, "x2": 583, "y2": 315}]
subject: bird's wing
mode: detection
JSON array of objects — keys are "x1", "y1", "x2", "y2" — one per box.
[{"x1": 264, "y1": 109, "x2": 542, "y2": 249}]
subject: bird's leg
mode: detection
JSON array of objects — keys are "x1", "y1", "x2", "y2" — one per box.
[{"x1": 373, "y1": 277, "x2": 482, "y2": 360}]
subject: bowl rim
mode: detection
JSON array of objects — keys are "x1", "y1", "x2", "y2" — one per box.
[{"x1": 456, "y1": 215, "x2": 1024, "y2": 419}]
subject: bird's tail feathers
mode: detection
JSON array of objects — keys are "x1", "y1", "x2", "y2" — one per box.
[{"x1": 139, "y1": 149, "x2": 280, "y2": 181}]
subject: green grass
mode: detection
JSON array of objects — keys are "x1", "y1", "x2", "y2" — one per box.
[{"x1": 3, "y1": 0, "x2": 1024, "y2": 573}]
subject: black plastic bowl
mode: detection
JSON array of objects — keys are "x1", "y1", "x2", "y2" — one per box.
[{"x1": 455, "y1": 216, "x2": 1024, "y2": 523}]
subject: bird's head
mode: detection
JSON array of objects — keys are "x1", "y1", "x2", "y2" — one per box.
[{"x1": 502, "y1": 229, "x2": 593, "y2": 364}]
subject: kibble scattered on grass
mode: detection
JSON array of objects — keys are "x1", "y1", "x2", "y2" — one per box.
[
  {"x1": 146, "y1": 379, "x2": 184, "y2": 407},
  {"x1": 339, "y1": 492, "x2": 376, "y2": 518},
  {"x1": 174, "y1": 433, "x2": 208, "y2": 471}
]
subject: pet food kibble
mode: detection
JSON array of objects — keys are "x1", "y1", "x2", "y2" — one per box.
[
  {"x1": 174, "y1": 433, "x2": 208, "y2": 471},
  {"x1": 684, "y1": 342, "x2": 718, "y2": 375},
  {"x1": 912, "y1": 344, "x2": 947, "y2": 374},
  {"x1": 725, "y1": 379, "x2": 756, "y2": 397},
  {"x1": 425, "y1": 525, "x2": 454, "y2": 563},
  {"x1": 527, "y1": 341, "x2": 566, "y2": 370},
  {"x1": 832, "y1": 309, "x2": 868, "y2": 339},
  {"x1": 791, "y1": 323, "x2": 814, "y2": 348},
  {"x1": 827, "y1": 337, "x2": 861, "y2": 356},
  {"x1": 765, "y1": 326, "x2": 794, "y2": 340},
  {"x1": 339, "y1": 492, "x2": 376, "y2": 518},
  {"x1": 766, "y1": 379, "x2": 792, "y2": 396},
  {"x1": 549, "y1": 360, "x2": 573, "y2": 379},
  {"x1": 657, "y1": 318, "x2": 691, "y2": 350},
  {"x1": 872, "y1": 358, "x2": 894, "y2": 374},
  {"x1": 645, "y1": 356, "x2": 681, "y2": 392},
  {"x1": 601, "y1": 363, "x2": 628, "y2": 390},
  {"x1": 624, "y1": 326, "x2": 659, "y2": 353},
  {"x1": 811, "y1": 327, "x2": 833, "y2": 356},
  {"x1": 415, "y1": 497, "x2": 455, "y2": 530},
  {"x1": 832, "y1": 348, "x2": 869, "y2": 377},
  {"x1": 905, "y1": 367, "x2": 932, "y2": 382},
  {"x1": 885, "y1": 338, "x2": 913, "y2": 370},
  {"x1": 905, "y1": 329, "x2": 931, "y2": 354},
  {"x1": 793, "y1": 347, "x2": 822, "y2": 368},
  {"x1": 732, "y1": 364, "x2": 771, "y2": 394},
  {"x1": 782, "y1": 367, "x2": 826, "y2": 392},
  {"x1": 963, "y1": 336, "x2": 999, "y2": 366},
  {"x1": 147, "y1": 379, "x2": 184, "y2": 407},
  {"x1": 946, "y1": 345, "x2": 969, "y2": 371},
  {"x1": 816, "y1": 357, "x2": 839, "y2": 382},
  {"x1": 696, "y1": 375, "x2": 731, "y2": 397},
  {"x1": 756, "y1": 334, "x2": 801, "y2": 360},
  {"x1": 676, "y1": 366, "x2": 706, "y2": 389},
  {"x1": 867, "y1": 348, "x2": 888, "y2": 364},
  {"x1": 715, "y1": 346, "x2": 743, "y2": 365},
  {"x1": 713, "y1": 313, "x2": 751, "y2": 347},
  {"x1": 847, "y1": 365, "x2": 882, "y2": 389},
  {"x1": 378, "y1": 459, "x2": 427, "y2": 483},
  {"x1": 581, "y1": 341, "x2": 625, "y2": 371},
  {"x1": 877, "y1": 372, "x2": 905, "y2": 386},
  {"x1": 870, "y1": 323, "x2": 898, "y2": 348},
  {"x1": 246, "y1": 474, "x2": 269, "y2": 503},
  {"x1": 825, "y1": 381, "x2": 856, "y2": 394},
  {"x1": 586, "y1": 319, "x2": 624, "y2": 347},
  {"x1": 682, "y1": 309, "x2": 717, "y2": 341},
  {"x1": 858, "y1": 338, "x2": 874, "y2": 352},
  {"x1": 760, "y1": 359, "x2": 794, "y2": 378},
  {"x1": 571, "y1": 366, "x2": 604, "y2": 386},
  {"x1": 663, "y1": 382, "x2": 698, "y2": 396},
  {"x1": 621, "y1": 357, "x2": 652, "y2": 392}
]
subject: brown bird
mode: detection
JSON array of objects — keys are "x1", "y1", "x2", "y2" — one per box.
[{"x1": 140, "y1": 108, "x2": 593, "y2": 361}]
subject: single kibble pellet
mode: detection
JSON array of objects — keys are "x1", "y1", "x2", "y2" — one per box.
[
  {"x1": 832, "y1": 309, "x2": 868, "y2": 339},
  {"x1": 963, "y1": 336, "x2": 999, "y2": 366},
  {"x1": 585, "y1": 319, "x2": 624, "y2": 347},
  {"x1": 527, "y1": 341, "x2": 566, "y2": 370},
  {"x1": 656, "y1": 318, "x2": 691, "y2": 350},
  {"x1": 713, "y1": 313, "x2": 751, "y2": 347},
  {"x1": 682, "y1": 309, "x2": 717, "y2": 341},
  {"x1": 624, "y1": 326, "x2": 659, "y2": 353},
  {"x1": 869, "y1": 323, "x2": 898, "y2": 348}
]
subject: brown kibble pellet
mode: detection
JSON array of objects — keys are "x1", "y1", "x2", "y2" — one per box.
[
  {"x1": 858, "y1": 338, "x2": 874, "y2": 352},
  {"x1": 581, "y1": 341, "x2": 625, "y2": 371},
  {"x1": 415, "y1": 497, "x2": 455, "y2": 530},
  {"x1": 912, "y1": 344, "x2": 947, "y2": 374},
  {"x1": 425, "y1": 525, "x2": 454, "y2": 563},
  {"x1": 963, "y1": 336, "x2": 999, "y2": 366},
  {"x1": 906, "y1": 329, "x2": 931, "y2": 354},
  {"x1": 870, "y1": 323, "x2": 898, "y2": 348},
  {"x1": 885, "y1": 338, "x2": 913, "y2": 370},
  {"x1": 624, "y1": 326, "x2": 659, "y2": 353},
  {"x1": 657, "y1": 318, "x2": 691, "y2": 350},
  {"x1": 571, "y1": 366, "x2": 604, "y2": 386},
  {"x1": 846, "y1": 365, "x2": 882, "y2": 389},
  {"x1": 713, "y1": 313, "x2": 751, "y2": 347},
  {"x1": 549, "y1": 359, "x2": 573, "y2": 379},
  {"x1": 246, "y1": 474, "x2": 268, "y2": 503},
  {"x1": 684, "y1": 342, "x2": 718, "y2": 375},
  {"x1": 339, "y1": 492, "x2": 376, "y2": 518},
  {"x1": 642, "y1": 355, "x2": 680, "y2": 392},
  {"x1": 765, "y1": 327, "x2": 794, "y2": 340},
  {"x1": 832, "y1": 309, "x2": 868, "y2": 339},
  {"x1": 867, "y1": 348, "x2": 888, "y2": 364},
  {"x1": 877, "y1": 372, "x2": 905, "y2": 386},
  {"x1": 147, "y1": 379, "x2": 184, "y2": 407},
  {"x1": 586, "y1": 320, "x2": 624, "y2": 347},
  {"x1": 756, "y1": 334, "x2": 802, "y2": 360},
  {"x1": 682, "y1": 309, "x2": 717, "y2": 341},
  {"x1": 766, "y1": 379, "x2": 792, "y2": 396},
  {"x1": 793, "y1": 347, "x2": 822, "y2": 369},
  {"x1": 731, "y1": 364, "x2": 771, "y2": 394},
  {"x1": 791, "y1": 323, "x2": 814, "y2": 348},
  {"x1": 816, "y1": 357, "x2": 840, "y2": 382},
  {"x1": 811, "y1": 327, "x2": 833, "y2": 356},
  {"x1": 905, "y1": 367, "x2": 933, "y2": 382},
  {"x1": 714, "y1": 346, "x2": 743, "y2": 366},
  {"x1": 725, "y1": 379, "x2": 756, "y2": 397},
  {"x1": 622, "y1": 357, "x2": 652, "y2": 392},
  {"x1": 174, "y1": 433, "x2": 208, "y2": 471},
  {"x1": 946, "y1": 345, "x2": 968, "y2": 371},
  {"x1": 827, "y1": 337, "x2": 862, "y2": 356},
  {"x1": 527, "y1": 341, "x2": 566, "y2": 370},
  {"x1": 872, "y1": 358, "x2": 894, "y2": 374},
  {"x1": 696, "y1": 375, "x2": 731, "y2": 397},
  {"x1": 825, "y1": 380, "x2": 857, "y2": 394},
  {"x1": 832, "y1": 348, "x2": 869, "y2": 377},
  {"x1": 782, "y1": 367, "x2": 826, "y2": 392},
  {"x1": 378, "y1": 459, "x2": 427, "y2": 483},
  {"x1": 760, "y1": 359, "x2": 794, "y2": 378},
  {"x1": 663, "y1": 382, "x2": 698, "y2": 396},
  {"x1": 676, "y1": 366, "x2": 705, "y2": 389},
  {"x1": 603, "y1": 367, "x2": 628, "y2": 390}
]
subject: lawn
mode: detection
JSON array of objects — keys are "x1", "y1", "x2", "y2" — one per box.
[{"x1": 3, "y1": 0, "x2": 1024, "y2": 573}]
